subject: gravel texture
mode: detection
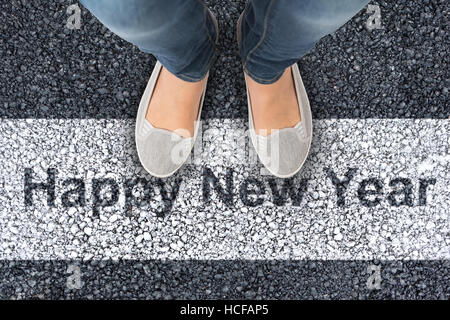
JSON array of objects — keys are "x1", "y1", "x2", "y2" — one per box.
[
  {"x1": 1, "y1": 260, "x2": 448, "y2": 300},
  {"x1": 0, "y1": 0, "x2": 448, "y2": 119},
  {"x1": 0, "y1": 0, "x2": 448, "y2": 300},
  {"x1": 0, "y1": 119, "x2": 449, "y2": 299},
  {"x1": 1, "y1": 119, "x2": 448, "y2": 260}
]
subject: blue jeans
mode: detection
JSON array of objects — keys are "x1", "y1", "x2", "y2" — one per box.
[{"x1": 80, "y1": 0, "x2": 370, "y2": 84}]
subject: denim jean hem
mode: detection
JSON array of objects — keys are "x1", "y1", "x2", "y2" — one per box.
[
  {"x1": 170, "y1": 43, "x2": 217, "y2": 82},
  {"x1": 243, "y1": 66, "x2": 285, "y2": 85},
  {"x1": 138, "y1": 6, "x2": 218, "y2": 83},
  {"x1": 140, "y1": 48, "x2": 217, "y2": 83}
]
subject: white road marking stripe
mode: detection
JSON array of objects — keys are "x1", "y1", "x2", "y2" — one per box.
[{"x1": 0, "y1": 119, "x2": 448, "y2": 260}]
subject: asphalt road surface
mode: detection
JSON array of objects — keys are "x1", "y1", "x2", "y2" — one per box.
[{"x1": 0, "y1": 0, "x2": 448, "y2": 299}]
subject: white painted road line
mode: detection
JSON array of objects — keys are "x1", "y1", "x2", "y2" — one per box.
[{"x1": 0, "y1": 119, "x2": 448, "y2": 260}]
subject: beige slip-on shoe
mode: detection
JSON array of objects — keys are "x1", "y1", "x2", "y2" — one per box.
[
  {"x1": 237, "y1": 13, "x2": 313, "y2": 178},
  {"x1": 244, "y1": 63, "x2": 313, "y2": 178},
  {"x1": 135, "y1": 61, "x2": 208, "y2": 178},
  {"x1": 135, "y1": 9, "x2": 218, "y2": 178}
]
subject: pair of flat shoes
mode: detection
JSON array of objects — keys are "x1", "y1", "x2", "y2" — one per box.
[
  {"x1": 135, "y1": 11, "x2": 312, "y2": 178},
  {"x1": 135, "y1": 60, "x2": 312, "y2": 178}
]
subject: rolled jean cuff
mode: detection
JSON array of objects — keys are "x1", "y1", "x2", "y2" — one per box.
[
  {"x1": 141, "y1": 45, "x2": 217, "y2": 83},
  {"x1": 243, "y1": 65, "x2": 286, "y2": 85},
  {"x1": 146, "y1": 7, "x2": 218, "y2": 83}
]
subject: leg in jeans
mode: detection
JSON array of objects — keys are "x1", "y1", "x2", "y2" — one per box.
[
  {"x1": 79, "y1": 0, "x2": 217, "y2": 82},
  {"x1": 241, "y1": 0, "x2": 371, "y2": 177},
  {"x1": 239, "y1": 0, "x2": 371, "y2": 84},
  {"x1": 240, "y1": 0, "x2": 371, "y2": 133},
  {"x1": 80, "y1": 0, "x2": 217, "y2": 140}
]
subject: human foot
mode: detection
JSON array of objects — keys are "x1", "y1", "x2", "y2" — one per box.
[
  {"x1": 245, "y1": 66, "x2": 301, "y2": 136},
  {"x1": 244, "y1": 64, "x2": 313, "y2": 178},
  {"x1": 145, "y1": 66, "x2": 207, "y2": 138}
]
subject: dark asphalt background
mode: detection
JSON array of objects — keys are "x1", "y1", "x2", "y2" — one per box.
[
  {"x1": 0, "y1": 0, "x2": 448, "y2": 119},
  {"x1": 0, "y1": 0, "x2": 448, "y2": 300},
  {"x1": 0, "y1": 260, "x2": 448, "y2": 300}
]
